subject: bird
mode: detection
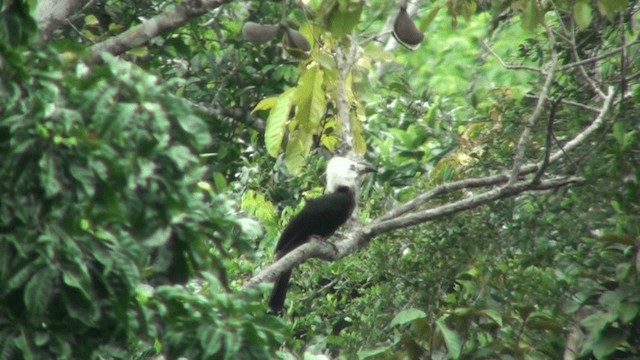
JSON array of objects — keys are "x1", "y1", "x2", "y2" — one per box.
[{"x1": 268, "y1": 156, "x2": 375, "y2": 314}]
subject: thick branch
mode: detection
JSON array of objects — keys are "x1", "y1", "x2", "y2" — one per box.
[
  {"x1": 89, "y1": 0, "x2": 232, "y2": 58},
  {"x1": 35, "y1": 0, "x2": 85, "y2": 44},
  {"x1": 334, "y1": 40, "x2": 362, "y2": 154},
  {"x1": 245, "y1": 176, "x2": 581, "y2": 290},
  {"x1": 243, "y1": 237, "x2": 338, "y2": 289},
  {"x1": 368, "y1": 176, "x2": 581, "y2": 237}
]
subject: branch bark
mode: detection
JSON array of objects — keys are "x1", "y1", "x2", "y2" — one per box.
[
  {"x1": 89, "y1": 0, "x2": 232, "y2": 59},
  {"x1": 35, "y1": 0, "x2": 85, "y2": 44},
  {"x1": 244, "y1": 175, "x2": 581, "y2": 289}
]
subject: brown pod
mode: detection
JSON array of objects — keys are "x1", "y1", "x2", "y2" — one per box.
[
  {"x1": 393, "y1": 6, "x2": 424, "y2": 48},
  {"x1": 242, "y1": 22, "x2": 279, "y2": 43},
  {"x1": 281, "y1": 25, "x2": 311, "y2": 58}
]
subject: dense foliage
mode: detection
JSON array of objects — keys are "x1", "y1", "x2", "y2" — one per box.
[
  {"x1": 0, "y1": 10, "x2": 284, "y2": 358},
  {"x1": 1, "y1": 0, "x2": 639, "y2": 359}
]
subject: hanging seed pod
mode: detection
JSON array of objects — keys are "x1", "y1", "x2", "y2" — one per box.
[
  {"x1": 281, "y1": 25, "x2": 311, "y2": 59},
  {"x1": 392, "y1": 6, "x2": 424, "y2": 49},
  {"x1": 242, "y1": 22, "x2": 280, "y2": 43}
]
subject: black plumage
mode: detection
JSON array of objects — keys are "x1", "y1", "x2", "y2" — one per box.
[{"x1": 268, "y1": 186, "x2": 355, "y2": 314}]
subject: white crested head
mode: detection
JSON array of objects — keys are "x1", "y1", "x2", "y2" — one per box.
[{"x1": 325, "y1": 156, "x2": 359, "y2": 193}]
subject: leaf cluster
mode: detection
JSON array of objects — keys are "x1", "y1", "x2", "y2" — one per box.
[{"x1": 0, "y1": 30, "x2": 284, "y2": 358}]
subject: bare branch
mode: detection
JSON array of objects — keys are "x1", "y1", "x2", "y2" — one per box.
[
  {"x1": 547, "y1": 87, "x2": 615, "y2": 164},
  {"x1": 370, "y1": 176, "x2": 582, "y2": 236},
  {"x1": 523, "y1": 94, "x2": 599, "y2": 113},
  {"x1": 533, "y1": 97, "x2": 562, "y2": 183},
  {"x1": 90, "y1": 0, "x2": 232, "y2": 58},
  {"x1": 479, "y1": 40, "x2": 545, "y2": 74},
  {"x1": 559, "y1": 39, "x2": 639, "y2": 71},
  {"x1": 568, "y1": 20, "x2": 606, "y2": 99}
]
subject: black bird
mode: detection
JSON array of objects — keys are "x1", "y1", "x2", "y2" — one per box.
[{"x1": 268, "y1": 157, "x2": 375, "y2": 314}]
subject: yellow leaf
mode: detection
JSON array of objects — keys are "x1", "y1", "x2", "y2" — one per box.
[{"x1": 264, "y1": 89, "x2": 294, "y2": 157}]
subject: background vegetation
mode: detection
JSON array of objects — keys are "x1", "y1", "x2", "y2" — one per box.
[{"x1": 1, "y1": 0, "x2": 639, "y2": 359}]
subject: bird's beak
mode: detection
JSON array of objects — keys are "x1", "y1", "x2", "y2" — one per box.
[{"x1": 358, "y1": 162, "x2": 377, "y2": 175}]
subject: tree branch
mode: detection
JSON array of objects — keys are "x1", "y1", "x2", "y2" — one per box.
[
  {"x1": 479, "y1": 40, "x2": 545, "y2": 74},
  {"x1": 508, "y1": 25, "x2": 558, "y2": 185},
  {"x1": 244, "y1": 175, "x2": 582, "y2": 290},
  {"x1": 89, "y1": 0, "x2": 232, "y2": 58},
  {"x1": 35, "y1": 0, "x2": 85, "y2": 44},
  {"x1": 334, "y1": 38, "x2": 362, "y2": 154}
]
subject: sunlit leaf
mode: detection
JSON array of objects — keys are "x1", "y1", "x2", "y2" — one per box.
[{"x1": 264, "y1": 89, "x2": 295, "y2": 157}]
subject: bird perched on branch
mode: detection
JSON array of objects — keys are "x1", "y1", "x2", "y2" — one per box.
[{"x1": 268, "y1": 156, "x2": 375, "y2": 314}]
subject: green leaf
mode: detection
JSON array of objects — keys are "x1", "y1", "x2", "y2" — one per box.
[
  {"x1": 525, "y1": 311, "x2": 564, "y2": 332},
  {"x1": 436, "y1": 316, "x2": 462, "y2": 358},
  {"x1": 24, "y1": 266, "x2": 55, "y2": 319},
  {"x1": 264, "y1": 89, "x2": 294, "y2": 157},
  {"x1": 166, "y1": 145, "x2": 194, "y2": 171},
  {"x1": 294, "y1": 64, "x2": 326, "y2": 131},
  {"x1": 143, "y1": 227, "x2": 172, "y2": 247},
  {"x1": 573, "y1": 0, "x2": 593, "y2": 29},
  {"x1": 5, "y1": 260, "x2": 42, "y2": 295},
  {"x1": 328, "y1": 0, "x2": 363, "y2": 38},
  {"x1": 597, "y1": 0, "x2": 629, "y2": 20},
  {"x1": 357, "y1": 346, "x2": 390, "y2": 359},
  {"x1": 252, "y1": 96, "x2": 278, "y2": 113},
  {"x1": 593, "y1": 328, "x2": 626, "y2": 359},
  {"x1": 479, "y1": 309, "x2": 503, "y2": 326},
  {"x1": 284, "y1": 130, "x2": 313, "y2": 174},
  {"x1": 39, "y1": 152, "x2": 62, "y2": 198},
  {"x1": 390, "y1": 308, "x2": 427, "y2": 327},
  {"x1": 419, "y1": 6, "x2": 442, "y2": 32},
  {"x1": 521, "y1": 0, "x2": 544, "y2": 31}
]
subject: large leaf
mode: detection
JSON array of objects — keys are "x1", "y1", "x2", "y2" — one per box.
[
  {"x1": 284, "y1": 130, "x2": 313, "y2": 174},
  {"x1": 264, "y1": 89, "x2": 295, "y2": 157},
  {"x1": 24, "y1": 266, "x2": 55, "y2": 319},
  {"x1": 597, "y1": 0, "x2": 629, "y2": 20},
  {"x1": 521, "y1": 0, "x2": 544, "y2": 31},
  {"x1": 390, "y1": 308, "x2": 427, "y2": 327},
  {"x1": 436, "y1": 316, "x2": 462, "y2": 359},
  {"x1": 294, "y1": 63, "x2": 326, "y2": 131},
  {"x1": 573, "y1": 0, "x2": 593, "y2": 29},
  {"x1": 327, "y1": 0, "x2": 363, "y2": 38}
]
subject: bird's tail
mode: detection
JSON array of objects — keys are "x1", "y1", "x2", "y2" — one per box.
[{"x1": 268, "y1": 269, "x2": 292, "y2": 314}]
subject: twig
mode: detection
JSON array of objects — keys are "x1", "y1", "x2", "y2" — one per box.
[
  {"x1": 523, "y1": 94, "x2": 599, "y2": 113},
  {"x1": 533, "y1": 97, "x2": 562, "y2": 183},
  {"x1": 559, "y1": 39, "x2": 639, "y2": 71},
  {"x1": 479, "y1": 40, "x2": 546, "y2": 74},
  {"x1": 508, "y1": 24, "x2": 558, "y2": 185},
  {"x1": 378, "y1": 86, "x2": 615, "y2": 221},
  {"x1": 568, "y1": 17, "x2": 606, "y2": 99}
]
